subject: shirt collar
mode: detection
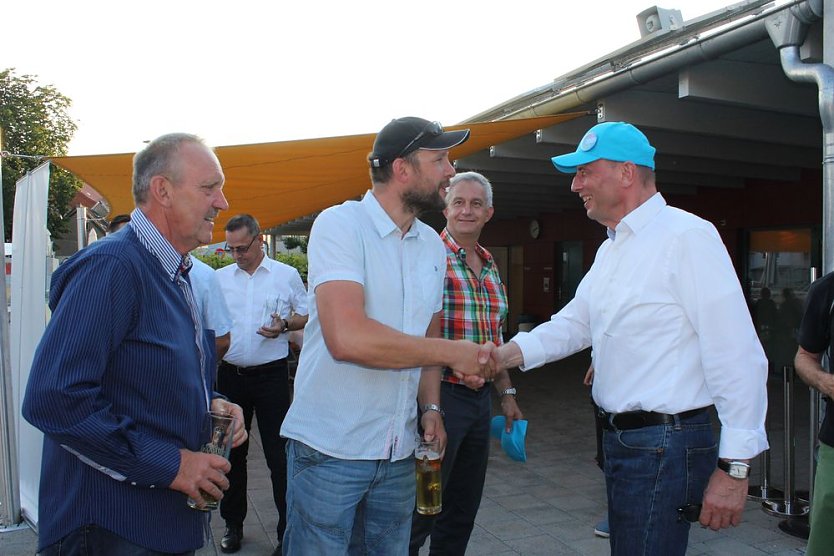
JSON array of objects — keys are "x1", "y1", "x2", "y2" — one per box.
[
  {"x1": 609, "y1": 192, "x2": 666, "y2": 241},
  {"x1": 441, "y1": 228, "x2": 493, "y2": 266},
  {"x1": 362, "y1": 190, "x2": 420, "y2": 239},
  {"x1": 130, "y1": 208, "x2": 191, "y2": 281},
  {"x1": 233, "y1": 251, "x2": 270, "y2": 275}
]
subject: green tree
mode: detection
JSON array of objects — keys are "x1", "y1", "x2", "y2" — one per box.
[
  {"x1": 0, "y1": 68, "x2": 81, "y2": 241},
  {"x1": 282, "y1": 235, "x2": 308, "y2": 254}
]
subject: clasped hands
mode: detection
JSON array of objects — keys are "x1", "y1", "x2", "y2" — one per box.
[{"x1": 449, "y1": 340, "x2": 508, "y2": 388}]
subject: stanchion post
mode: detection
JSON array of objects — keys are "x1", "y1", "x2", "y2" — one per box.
[
  {"x1": 763, "y1": 366, "x2": 809, "y2": 521},
  {"x1": 748, "y1": 412, "x2": 784, "y2": 502}
]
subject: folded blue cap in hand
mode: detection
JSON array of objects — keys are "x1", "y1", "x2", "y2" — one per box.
[{"x1": 490, "y1": 416, "x2": 528, "y2": 463}]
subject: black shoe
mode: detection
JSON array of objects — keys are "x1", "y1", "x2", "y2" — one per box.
[{"x1": 220, "y1": 525, "x2": 243, "y2": 553}]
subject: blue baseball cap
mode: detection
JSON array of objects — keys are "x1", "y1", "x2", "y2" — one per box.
[
  {"x1": 490, "y1": 416, "x2": 528, "y2": 463},
  {"x1": 551, "y1": 121, "x2": 656, "y2": 174}
]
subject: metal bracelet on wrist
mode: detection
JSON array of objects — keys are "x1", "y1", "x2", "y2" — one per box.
[{"x1": 421, "y1": 403, "x2": 445, "y2": 418}]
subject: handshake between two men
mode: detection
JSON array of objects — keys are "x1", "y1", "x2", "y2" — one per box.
[{"x1": 447, "y1": 340, "x2": 525, "y2": 387}]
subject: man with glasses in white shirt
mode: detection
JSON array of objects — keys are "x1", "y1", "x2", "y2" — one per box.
[{"x1": 215, "y1": 214, "x2": 308, "y2": 555}]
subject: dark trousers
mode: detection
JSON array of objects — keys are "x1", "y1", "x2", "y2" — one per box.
[
  {"x1": 217, "y1": 359, "x2": 290, "y2": 539},
  {"x1": 39, "y1": 525, "x2": 195, "y2": 556},
  {"x1": 409, "y1": 381, "x2": 491, "y2": 556}
]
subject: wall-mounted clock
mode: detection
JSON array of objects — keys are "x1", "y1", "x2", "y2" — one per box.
[{"x1": 529, "y1": 219, "x2": 540, "y2": 239}]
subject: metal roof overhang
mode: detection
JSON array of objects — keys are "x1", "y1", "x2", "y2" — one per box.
[{"x1": 49, "y1": 113, "x2": 584, "y2": 243}]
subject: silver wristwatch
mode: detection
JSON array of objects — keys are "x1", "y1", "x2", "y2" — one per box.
[
  {"x1": 421, "y1": 403, "x2": 445, "y2": 418},
  {"x1": 500, "y1": 387, "x2": 517, "y2": 398},
  {"x1": 717, "y1": 459, "x2": 750, "y2": 480}
]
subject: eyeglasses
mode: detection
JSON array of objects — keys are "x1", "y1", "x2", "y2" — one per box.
[
  {"x1": 677, "y1": 504, "x2": 702, "y2": 523},
  {"x1": 393, "y1": 121, "x2": 444, "y2": 160},
  {"x1": 223, "y1": 235, "x2": 257, "y2": 255}
]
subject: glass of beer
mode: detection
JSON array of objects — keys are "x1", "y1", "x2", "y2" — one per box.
[
  {"x1": 415, "y1": 438, "x2": 442, "y2": 515},
  {"x1": 187, "y1": 411, "x2": 237, "y2": 511}
]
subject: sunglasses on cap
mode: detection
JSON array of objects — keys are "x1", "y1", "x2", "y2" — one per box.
[{"x1": 394, "y1": 121, "x2": 443, "y2": 160}]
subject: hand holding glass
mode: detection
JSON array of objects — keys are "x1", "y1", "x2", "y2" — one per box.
[
  {"x1": 415, "y1": 438, "x2": 442, "y2": 515},
  {"x1": 187, "y1": 412, "x2": 236, "y2": 511},
  {"x1": 262, "y1": 298, "x2": 280, "y2": 329}
]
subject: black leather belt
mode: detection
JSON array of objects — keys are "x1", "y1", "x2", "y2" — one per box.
[
  {"x1": 599, "y1": 406, "x2": 711, "y2": 431},
  {"x1": 220, "y1": 358, "x2": 287, "y2": 376}
]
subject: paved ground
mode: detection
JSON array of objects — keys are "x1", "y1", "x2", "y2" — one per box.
[{"x1": 0, "y1": 351, "x2": 812, "y2": 554}]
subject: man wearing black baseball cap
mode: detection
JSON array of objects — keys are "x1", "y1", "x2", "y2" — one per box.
[
  {"x1": 281, "y1": 117, "x2": 492, "y2": 555},
  {"x1": 488, "y1": 121, "x2": 768, "y2": 555}
]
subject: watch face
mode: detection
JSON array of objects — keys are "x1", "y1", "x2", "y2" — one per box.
[{"x1": 729, "y1": 464, "x2": 749, "y2": 479}]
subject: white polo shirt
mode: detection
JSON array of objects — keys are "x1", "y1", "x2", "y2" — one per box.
[{"x1": 281, "y1": 191, "x2": 445, "y2": 462}]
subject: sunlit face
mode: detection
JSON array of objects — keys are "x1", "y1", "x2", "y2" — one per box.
[
  {"x1": 225, "y1": 227, "x2": 264, "y2": 273},
  {"x1": 443, "y1": 179, "x2": 493, "y2": 240},
  {"x1": 570, "y1": 159, "x2": 625, "y2": 229},
  {"x1": 166, "y1": 142, "x2": 228, "y2": 252},
  {"x1": 401, "y1": 149, "x2": 457, "y2": 215}
]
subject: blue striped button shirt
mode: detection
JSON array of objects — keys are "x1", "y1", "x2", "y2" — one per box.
[{"x1": 22, "y1": 209, "x2": 217, "y2": 552}]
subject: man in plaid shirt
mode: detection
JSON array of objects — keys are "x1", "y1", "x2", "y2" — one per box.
[{"x1": 410, "y1": 171, "x2": 524, "y2": 555}]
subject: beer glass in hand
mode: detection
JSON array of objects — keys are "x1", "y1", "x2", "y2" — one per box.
[
  {"x1": 415, "y1": 438, "x2": 442, "y2": 515},
  {"x1": 187, "y1": 411, "x2": 236, "y2": 511}
]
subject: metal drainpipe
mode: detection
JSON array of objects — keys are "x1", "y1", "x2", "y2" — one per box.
[{"x1": 766, "y1": 0, "x2": 834, "y2": 272}]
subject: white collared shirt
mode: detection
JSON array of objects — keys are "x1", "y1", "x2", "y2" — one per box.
[
  {"x1": 281, "y1": 191, "x2": 446, "y2": 462},
  {"x1": 512, "y1": 193, "x2": 769, "y2": 458},
  {"x1": 216, "y1": 253, "x2": 308, "y2": 366}
]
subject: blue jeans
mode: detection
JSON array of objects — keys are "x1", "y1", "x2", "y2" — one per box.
[
  {"x1": 283, "y1": 439, "x2": 415, "y2": 555},
  {"x1": 39, "y1": 525, "x2": 195, "y2": 556},
  {"x1": 602, "y1": 411, "x2": 717, "y2": 556}
]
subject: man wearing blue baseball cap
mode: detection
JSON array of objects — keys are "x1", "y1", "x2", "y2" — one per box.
[{"x1": 488, "y1": 121, "x2": 768, "y2": 555}]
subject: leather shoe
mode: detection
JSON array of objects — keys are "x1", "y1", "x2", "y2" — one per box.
[{"x1": 220, "y1": 525, "x2": 243, "y2": 553}]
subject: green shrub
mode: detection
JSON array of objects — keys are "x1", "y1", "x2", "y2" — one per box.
[{"x1": 192, "y1": 250, "x2": 307, "y2": 282}]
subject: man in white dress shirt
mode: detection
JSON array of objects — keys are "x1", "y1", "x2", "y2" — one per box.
[
  {"x1": 215, "y1": 214, "x2": 308, "y2": 555},
  {"x1": 490, "y1": 121, "x2": 768, "y2": 555},
  {"x1": 280, "y1": 117, "x2": 495, "y2": 555}
]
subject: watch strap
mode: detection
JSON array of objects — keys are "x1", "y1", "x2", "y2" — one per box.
[{"x1": 421, "y1": 403, "x2": 445, "y2": 418}]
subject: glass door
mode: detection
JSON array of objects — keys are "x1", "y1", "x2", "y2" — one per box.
[{"x1": 747, "y1": 228, "x2": 812, "y2": 374}]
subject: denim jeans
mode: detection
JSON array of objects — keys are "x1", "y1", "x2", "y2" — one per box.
[
  {"x1": 39, "y1": 525, "x2": 195, "y2": 556},
  {"x1": 602, "y1": 410, "x2": 716, "y2": 556},
  {"x1": 283, "y1": 439, "x2": 414, "y2": 556},
  {"x1": 409, "y1": 382, "x2": 491, "y2": 555}
]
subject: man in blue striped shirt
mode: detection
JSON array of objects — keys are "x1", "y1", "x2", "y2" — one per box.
[{"x1": 23, "y1": 133, "x2": 247, "y2": 555}]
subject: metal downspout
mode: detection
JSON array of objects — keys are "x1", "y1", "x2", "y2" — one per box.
[{"x1": 766, "y1": 0, "x2": 834, "y2": 272}]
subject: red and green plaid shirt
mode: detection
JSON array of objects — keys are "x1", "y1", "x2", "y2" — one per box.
[{"x1": 440, "y1": 229, "x2": 508, "y2": 384}]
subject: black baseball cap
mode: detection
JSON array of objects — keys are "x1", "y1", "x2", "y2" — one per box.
[{"x1": 368, "y1": 117, "x2": 470, "y2": 168}]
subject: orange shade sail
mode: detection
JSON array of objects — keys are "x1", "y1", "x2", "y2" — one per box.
[{"x1": 50, "y1": 113, "x2": 584, "y2": 243}]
